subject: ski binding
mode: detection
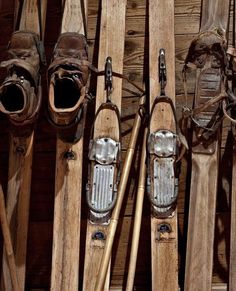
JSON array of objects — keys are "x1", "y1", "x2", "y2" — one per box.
[
  {"x1": 147, "y1": 49, "x2": 179, "y2": 216},
  {"x1": 86, "y1": 57, "x2": 121, "y2": 223}
]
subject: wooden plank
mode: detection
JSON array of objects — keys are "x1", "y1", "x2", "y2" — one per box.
[
  {"x1": 184, "y1": 0, "x2": 230, "y2": 290},
  {"x1": 185, "y1": 151, "x2": 220, "y2": 290},
  {"x1": 0, "y1": 1, "x2": 47, "y2": 290},
  {"x1": 20, "y1": 0, "x2": 47, "y2": 38},
  {"x1": 149, "y1": 0, "x2": 178, "y2": 290},
  {"x1": 110, "y1": 284, "x2": 230, "y2": 291},
  {"x1": 229, "y1": 144, "x2": 236, "y2": 290},
  {"x1": 0, "y1": 0, "x2": 233, "y2": 288},
  {"x1": 50, "y1": 0, "x2": 87, "y2": 290},
  {"x1": 0, "y1": 183, "x2": 19, "y2": 290},
  {"x1": 61, "y1": 0, "x2": 87, "y2": 34},
  {"x1": 1, "y1": 134, "x2": 34, "y2": 291},
  {"x1": 83, "y1": 0, "x2": 126, "y2": 290}
]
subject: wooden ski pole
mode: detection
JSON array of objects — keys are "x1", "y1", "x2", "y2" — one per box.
[
  {"x1": 126, "y1": 127, "x2": 147, "y2": 291},
  {"x1": 0, "y1": 184, "x2": 19, "y2": 291},
  {"x1": 95, "y1": 95, "x2": 145, "y2": 291}
]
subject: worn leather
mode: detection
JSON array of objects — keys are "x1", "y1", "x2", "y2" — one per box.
[
  {"x1": 49, "y1": 32, "x2": 89, "y2": 86},
  {"x1": 0, "y1": 30, "x2": 42, "y2": 131},
  {"x1": 48, "y1": 32, "x2": 89, "y2": 142},
  {"x1": 184, "y1": 30, "x2": 227, "y2": 151}
]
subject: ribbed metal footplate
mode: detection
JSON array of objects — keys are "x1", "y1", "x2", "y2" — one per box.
[
  {"x1": 153, "y1": 157, "x2": 178, "y2": 214},
  {"x1": 90, "y1": 164, "x2": 114, "y2": 220}
]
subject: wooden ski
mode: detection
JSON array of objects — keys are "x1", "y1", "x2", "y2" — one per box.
[
  {"x1": 47, "y1": 1, "x2": 88, "y2": 290},
  {"x1": 183, "y1": 0, "x2": 230, "y2": 290},
  {"x1": 95, "y1": 94, "x2": 145, "y2": 291},
  {"x1": 228, "y1": 5, "x2": 236, "y2": 288},
  {"x1": 148, "y1": 0, "x2": 179, "y2": 290},
  {"x1": 230, "y1": 132, "x2": 236, "y2": 291},
  {"x1": 0, "y1": 1, "x2": 47, "y2": 290},
  {"x1": 0, "y1": 184, "x2": 19, "y2": 291},
  {"x1": 83, "y1": 1, "x2": 126, "y2": 290}
]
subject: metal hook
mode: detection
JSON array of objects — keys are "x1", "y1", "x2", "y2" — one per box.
[
  {"x1": 105, "y1": 56, "x2": 113, "y2": 102},
  {"x1": 159, "y1": 48, "x2": 167, "y2": 96}
]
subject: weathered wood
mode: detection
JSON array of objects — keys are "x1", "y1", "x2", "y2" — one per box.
[
  {"x1": 0, "y1": 1, "x2": 47, "y2": 290},
  {"x1": 0, "y1": 0, "x2": 233, "y2": 289},
  {"x1": 229, "y1": 145, "x2": 236, "y2": 290},
  {"x1": 185, "y1": 151, "x2": 220, "y2": 290},
  {"x1": 61, "y1": 0, "x2": 87, "y2": 34},
  {"x1": 1, "y1": 134, "x2": 34, "y2": 291},
  {"x1": 83, "y1": 0, "x2": 126, "y2": 290},
  {"x1": 184, "y1": 0, "x2": 230, "y2": 290},
  {"x1": 50, "y1": 1, "x2": 87, "y2": 290},
  {"x1": 95, "y1": 96, "x2": 145, "y2": 290},
  {"x1": 20, "y1": 0, "x2": 47, "y2": 38},
  {"x1": 149, "y1": 0, "x2": 178, "y2": 290},
  {"x1": 0, "y1": 184, "x2": 19, "y2": 291},
  {"x1": 50, "y1": 140, "x2": 83, "y2": 290},
  {"x1": 126, "y1": 127, "x2": 147, "y2": 291}
]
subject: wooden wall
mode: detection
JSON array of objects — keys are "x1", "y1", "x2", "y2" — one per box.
[{"x1": 0, "y1": 0, "x2": 233, "y2": 290}]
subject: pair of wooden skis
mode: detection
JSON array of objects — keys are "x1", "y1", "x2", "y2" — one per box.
[{"x1": 90, "y1": 0, "x2": 180, "y2": 290}]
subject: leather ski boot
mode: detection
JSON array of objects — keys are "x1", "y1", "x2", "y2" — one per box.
[
  {"x1": 0, "y1": 30, "x2": 43, "y2": 134},
  {"x1": 48, "y1": 32, "x2": 89, "y2": 142}
]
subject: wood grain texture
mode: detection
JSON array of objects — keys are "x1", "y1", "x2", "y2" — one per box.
[
  {"x1": 1, "y1": 134, "x2": 34, "y2": 291},
  {"x1": 0, "y1": 0, "x2": 233, "y2": 289},
  {"x1": 149, "y1": 0, "x2": 178, "y2": 290},
  {"x1": 83, "y1": 0, "x2": 126, "y2": 290},
  {"x1": 229, "y1": 146, "x2": 236, "y2": 291},
  {"x1": 0, "y1": 182, "x2": 19, "y2": 290},
  {"x1": 0, "y1": 1, "x2": 47, "y2": 290},
  {"x1": 126, "y1": 128, "x2": 147, "y2": 291},
  {"x1": 82, "y1": 223, "x2": 110, "y2": 290},
  {"x1": 93, "y1": 0, "x2": 126, "y2": 140},
  {"x1": 50, "y1": 140, "x2": 83, "y2": 290},
  {"x1": 184, "y1": 1, "x2": 230, "y2": 290},
  {"x1": 19, "y1": 0, "x2": 47, "y2": 37},
  {"x1": 61, "y1": 0, "x2": 87, "y2": 34},
  {"x1": 50, "y1": 1, "x2": 87, "y2": 290},
  {"x1": 185, "y1": 150, "x2": 219, "y2": 291},
  {"x1": 200, "y1": 0, "x2": 230, "y2": 33}
]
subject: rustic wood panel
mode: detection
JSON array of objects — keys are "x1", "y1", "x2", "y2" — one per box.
[{"x1": 0, "y1": 0, "x2": 234, "y2": 290}]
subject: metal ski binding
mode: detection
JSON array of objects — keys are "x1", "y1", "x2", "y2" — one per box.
[
  {"x1": 147, "y1": 49, "x2": 180, "y2": 216},
  {"x1": 86, "y1": 57, "x2": 121, "y2": 223}
]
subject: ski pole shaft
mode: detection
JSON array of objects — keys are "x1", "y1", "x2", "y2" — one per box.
[
  {"x1": 95, "y1": 95, "x2": 145, "y2": 291},
  {"x1": 0, "y1": 184, "x2": 19, "y2": 291},
  {"x1": 126, "y1": 127, "x2": 147, "y2": 291}
]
